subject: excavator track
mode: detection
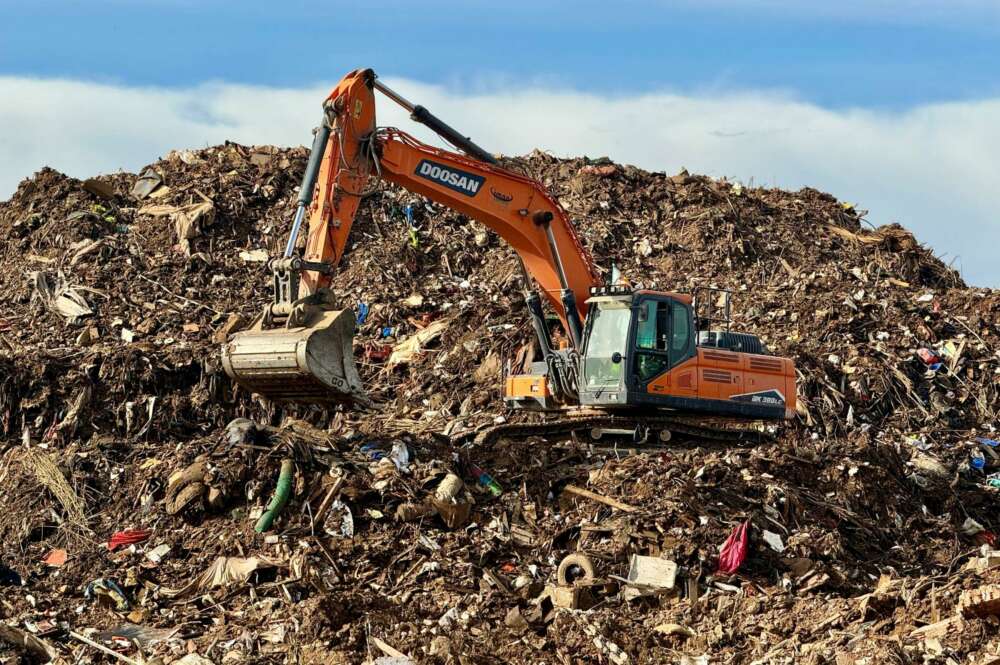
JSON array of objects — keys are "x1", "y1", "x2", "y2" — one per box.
[{"x1": 458, "y1": 411, "x2": 777, "y2": 447}]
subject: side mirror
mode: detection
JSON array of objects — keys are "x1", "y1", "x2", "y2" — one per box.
[{"x1": 611, "y1": 352, "x2": 623, "y2": 364}]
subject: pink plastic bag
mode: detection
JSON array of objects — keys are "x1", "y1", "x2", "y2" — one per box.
[
  {"x1": 716, "y1": 520, "x2": 750, "y2": 574},
  {"x1": 107, "y1": 529, "x2": 152, "y2": 551}
]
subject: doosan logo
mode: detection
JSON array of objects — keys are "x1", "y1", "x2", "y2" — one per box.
[{"x1": 414, "y1": 159, "x2": 485, "y2": 197}]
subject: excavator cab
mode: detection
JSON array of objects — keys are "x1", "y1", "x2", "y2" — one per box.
[
  {"x1": 505, "y1": 286, "x2": 689, "y2": 410},
  {"x1": 577, "y1": 286, "x2": 697, "y2": 407},
  {"x1": 574, "y1": 286, "x2": 794, "y2": 419}
]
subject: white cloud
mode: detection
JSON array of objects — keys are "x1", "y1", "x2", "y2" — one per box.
[{"x1": 1, "y1": 75, "x2": 998, "y2": 285}]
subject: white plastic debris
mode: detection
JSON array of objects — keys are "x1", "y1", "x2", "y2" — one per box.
[
  {"x1": 962, "y1": 516, "x2": 985, "y2": 536},
  {"x1": 146, "y1": 544, "x2": 171, "y2": 564},
  {"x1": 388, "y1": 440, "x2": 410, "y2": 472},
  {"x1": 239, "y1": 249, "x2": 269, "y2": 262},
  {"x1": 625, "y1": 554, "x2": 678, "y2": 599},
  {"x1": 762, "y1": 530, "x2": 786, "y2": 553},
  {"x1": 324, "y1": 500, "x2": 354, "y2": 538}
]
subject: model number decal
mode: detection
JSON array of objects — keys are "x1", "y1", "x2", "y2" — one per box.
[{"x1": 731, "y1": 389, "x2": 785, "y2": 406}]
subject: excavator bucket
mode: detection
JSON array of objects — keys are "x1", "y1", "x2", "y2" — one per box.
[{"x1": 221, "y1": 309, "x2": 367, "y2": 405}]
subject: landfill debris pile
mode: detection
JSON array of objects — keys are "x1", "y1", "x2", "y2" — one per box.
[{"x1": 1, "y1": 143, "x2": 1000, "y2": 664}]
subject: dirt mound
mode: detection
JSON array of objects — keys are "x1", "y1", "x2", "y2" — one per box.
[{"x1": 1, "y1": 144, "x2": 998, "y2": 663}]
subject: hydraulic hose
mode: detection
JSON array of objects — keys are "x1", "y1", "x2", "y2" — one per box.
[{"x1": 254, "y1": 459, "x2": 294, "y2": 533}]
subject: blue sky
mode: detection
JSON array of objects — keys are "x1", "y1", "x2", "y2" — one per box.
[
  {"x1": 3, "y1": 0, "x2": 998, "y2": 108},
  {"x1": 2, "y1": 1, "x2": 1000, "y2": 285}
]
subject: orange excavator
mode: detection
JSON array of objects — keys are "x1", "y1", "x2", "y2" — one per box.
[{"x1": 221, "y1": 68, "x2": 796, "y2": 441}]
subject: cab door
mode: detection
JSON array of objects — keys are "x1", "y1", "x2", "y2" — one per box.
[
  {"x1": 631, "y1": 297, "x2": 697, "y2": 397},
  {"x1": 631, "y1": 298, "x2": 670, "y2": 386}
]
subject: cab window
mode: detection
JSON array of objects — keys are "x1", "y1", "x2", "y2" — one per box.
[
  {"x1": 636, "y1": 352, "x2": 668, "y2": 381},
  {"x1": 636, "y1": 300, "x2": 669, "y2": 351},
  {"x1": 581, "y1": 300, "x2": 631, "y2": 388},
  {"x1": 636, "y1": 300, "x2": 657, "y2": 349},
  {"x1": 671, "y1": 301, "x2": 689, "y2": 354},
  {"x1": 634, "y1": 299, "x2": 670, "y2": 381}
]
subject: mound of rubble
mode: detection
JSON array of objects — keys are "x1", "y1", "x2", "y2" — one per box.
[{"x1": 1, "y1": 143, "x2": 1000, "y2": 664}]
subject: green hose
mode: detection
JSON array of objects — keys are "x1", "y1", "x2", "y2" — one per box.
[{"x1": 254, "y1": 459, "x2": 294, "y2": 533}]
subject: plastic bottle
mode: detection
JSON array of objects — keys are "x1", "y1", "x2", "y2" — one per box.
[
  {"x1": 360, "y1": 443, "x2": 384, "y2": 461},
  {"x1": 469, "y1": 463, "x2": 502, "y2": 497},
  {"x1": 971, "y1": 450, "x2": 987, "y2": 471}
]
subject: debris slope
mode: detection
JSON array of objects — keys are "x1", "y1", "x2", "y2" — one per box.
[{"x1": 1, "y1": 144, "x2": 999, "y2": 664}]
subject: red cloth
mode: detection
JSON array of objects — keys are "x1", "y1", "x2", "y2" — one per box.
[
  {"x1": 976, "y1": 530, "x2": 998, "y2": 548},
  {"x1": 107, "y1": 529, "x2": 152, "y2": 551},
  {"x1": 716, "y1": 520, "x2": 750, "y2": 575}
]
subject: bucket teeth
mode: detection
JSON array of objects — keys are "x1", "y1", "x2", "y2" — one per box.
[{"x1": 221, "y1": 309, "x2": 367, "y2": 405}]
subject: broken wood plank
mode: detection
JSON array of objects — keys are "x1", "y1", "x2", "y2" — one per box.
[
  {"x1": 562, "y1": 484, "x2": 638, "y2": 512},
  {"x1": 909, "y1": 615, "x2": 964, "y2": 639},
  {"x1": 959, "y1": 585, "x2": 1000, "y2": 618},
  {"x1": 312, "y1": 474, "x2": 347, "y2": 528},
  {"x1": 371, "y1": 636, "x2": 409, "y2": 659}
]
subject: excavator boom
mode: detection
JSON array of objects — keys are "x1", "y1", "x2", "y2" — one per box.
[
  {"x1": 377, "y1": 129, "x2": 600, "y2": 334},
  {"x1": 298, "y1": 71, "x2": 600, "y2": 341}
]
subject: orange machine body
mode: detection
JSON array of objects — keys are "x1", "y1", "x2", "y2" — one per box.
[
  {"x1": 647, "y1": 348, "x2": 795, "y2": 408},
  {"x1": 506, "y1": 289, "x2": 796, "y2": 420},
  {"x1": 505, "y1": 349, "x2": 796, "y2": 419}
]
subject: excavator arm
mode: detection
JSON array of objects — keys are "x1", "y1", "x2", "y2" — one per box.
[
  {"x1": 381, "y1": 130, "x2": 601, "y2": 334},
  {"x1": 297, "y1": 69, "x2": 600, "y2": 344},
  {"x1": 223, "y1": 68, "x2": 600, "y2": 403}
]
